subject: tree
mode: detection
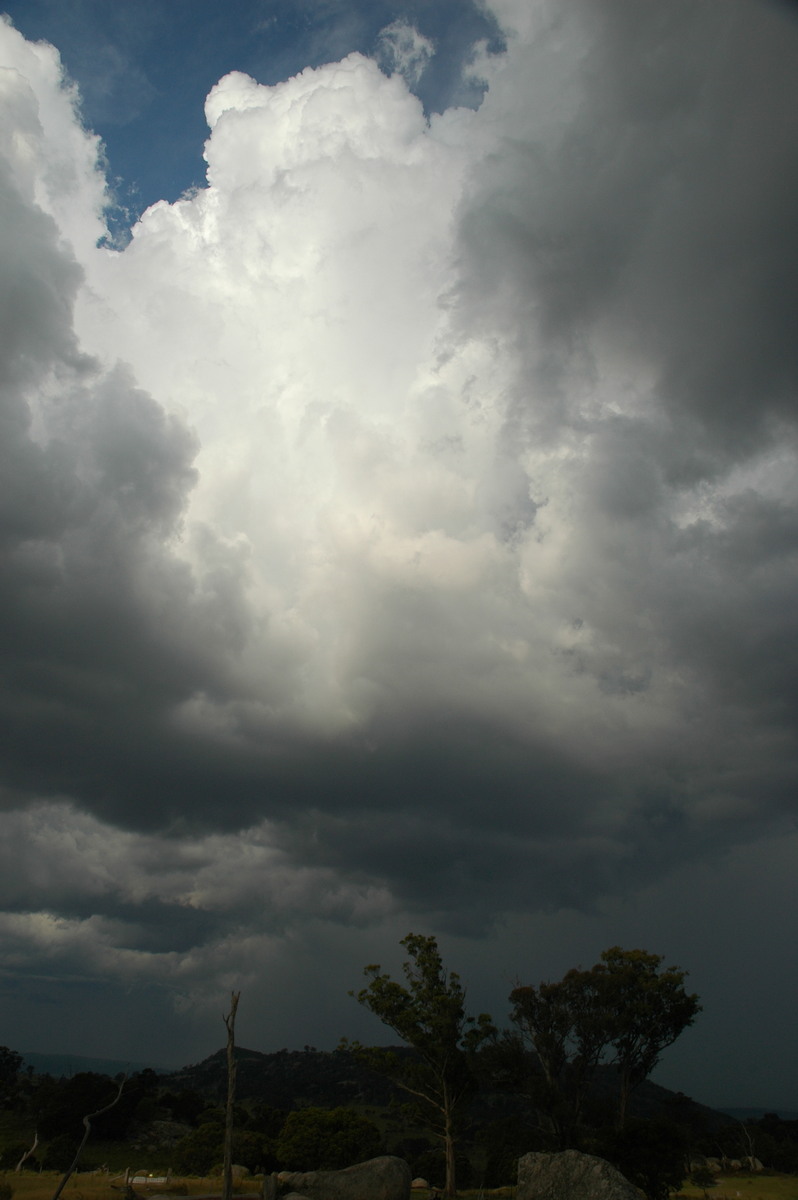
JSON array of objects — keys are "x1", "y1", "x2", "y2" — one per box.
[
  {"x1": 509, "y1": 947, "x2": 701, "y2": 1142},
  {"x1": 509, "y1": 965, "x2": 610, "y2": 1148},
  {"x1": 38, "y1": 1072, "x2": 126, "y2": 1140},
  {"x1": 223, "y1": 991, "x2": 241, "y2": 1200},
  {"x1": 0, "y1": 1047, "x2": 23, "y2": 1107},
  {"x1": 594, "y1": 1117, "x2": 687, "y2": 1200},
  {"x1": 12, "y1": 1131, "x2": 39, "y2": 1173},
  {"x1": 275, "y1": 1107, "x2": 382, "y2": 1170},
  {"x1": 349, "y1": 933, "x2": 495, "y2": 1198},
  {"x1": 173, "y1": 1122, "x2": 225, "y2": 1175},
  {"x1": 598, "y1": 947, "x2": 701, "y2": 1129},
  {"x1": 51, "y1": 1076, "x2": 125, "y2": 1200}
]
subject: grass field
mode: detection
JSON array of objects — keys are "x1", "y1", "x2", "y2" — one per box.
[
  {"x1": 1, "y1": 1174, "x2": 797, "y2": 1200},
  {"x1": 676, "y1": 1178, "x2": 798, "y2": 1200},
  {"x1": 0, "y1": 1173, "x2": 260, "y2": 1200}
]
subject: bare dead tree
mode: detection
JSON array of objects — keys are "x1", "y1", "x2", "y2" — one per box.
[
  {"x1": 223, "y1": 991, "x2": 241, "y2": 1200},
  {"x1": 15, "y1": 1130, "x2": 38, "y2": 1172},
  {"x1": 51, "y1": 1076, "x2": 126, "y2": 1200}
]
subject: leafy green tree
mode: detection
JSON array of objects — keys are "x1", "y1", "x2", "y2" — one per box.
[
  {"x1": 275, "y1": 1107, "x2": 382, "y2": 1171},
  {"x1": 509, "y1": 966, "x2": 609, "y2": 1148},
  {"x1": 594, "y1": 1117, "x2": 687, "y2": 1200},
  {"x1": 42, "y1": 1135, "x2": 84, "y2": 1173},
  {"x1": 39, "y1": 1073, "x2": 126, "y2": 1140},
  {"x1": 232, "y1": 1130, "x2": 279, "y2": 1173},
  {"x1": 475, "y1": 1114, "x2": 538, "y2": 1187},
  {"x1": 349, "y1": 932, "x2": 495, "y2": 1197},
  {"x1": 598, "y1": 947, "x2": 701, "y2": 1129},
  {"x1": 248, "y1": 1100, "x2": 288, "y2": 1139},
  {"x1": 173, "y1": 1122, "x2": 225, "y2": 1175},
  {"x1": 509, "y1": 947, "x2": 700, "y2": 1142},
  {"x1": 0, "y1": 1047, "x2": 23, "y2": 1108},
  {"x1": 690, "y1": 1165, "x2": 718, "y2": 1189},
  {"x1": 159, "y1": 1088, "x2": 207, "y2": 1125}
]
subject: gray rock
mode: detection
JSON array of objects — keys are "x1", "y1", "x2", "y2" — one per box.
[
  {"x1": 517, "y1": 1150, "x2": 642, "y2": 1200},
  {"x1": 277, "y1": 1157, "x2": 411, "y2": 1200}
]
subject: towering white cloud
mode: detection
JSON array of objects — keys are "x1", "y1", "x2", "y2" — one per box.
[{"x1": 0, "y1": 1, "x2": 797, "y2": 1081}]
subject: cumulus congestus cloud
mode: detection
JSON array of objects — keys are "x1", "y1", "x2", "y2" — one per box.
[{"x1": 0, "y1": 1, "x2": 797, "y2": 1045}]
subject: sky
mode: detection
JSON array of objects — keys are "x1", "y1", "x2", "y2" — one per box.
[{"x1": 0, "y1": 0, "x2": 797, "y2": 1113}]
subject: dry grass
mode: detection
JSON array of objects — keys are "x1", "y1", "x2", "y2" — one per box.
[
  {"x1": 676, "y1": 1176, "x2": 798, "y2": 1200},
  {"x1": 3, "y1": 1172, "x2": 796, "y2": 1200},
  {"x1": 0, "y1": 1174, "x2": 262, "y2": 1200}
]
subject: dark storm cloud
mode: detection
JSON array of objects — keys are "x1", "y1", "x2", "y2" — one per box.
[
  {"x1": 0, "y1": 1, "x2": 797, "y2": 1094},
  {"x1": 459, "y1": 0, "x2": 798, "y2": 458},
  {"x1": 0, "y1": 86, "x2": 257, "y2": 831}
]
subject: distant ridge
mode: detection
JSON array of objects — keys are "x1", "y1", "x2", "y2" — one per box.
[
  {"x1": 720, "y1": 1107, "x2": 798, "y2": 1121},
  {"x1": 163, "y1": 1045, "x2": 736, "y2": 1129},
  {"x1": 22, "y1": 1051, "x2": 175, "y2": 1078},
  {"x1": 22, "y1": 1048, "x2": 780, "y2": 1123}
]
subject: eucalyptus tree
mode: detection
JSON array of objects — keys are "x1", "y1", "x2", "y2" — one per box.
[
  {"x1": 598, "y1": 947, "x2": 701, "y2": 1129},
  {"x1": 349, "y1": 933, "x2": 495, "y2": 1197},
  {"x1": 510, "y1": 947, "x2": 701, "y2": 1141}
]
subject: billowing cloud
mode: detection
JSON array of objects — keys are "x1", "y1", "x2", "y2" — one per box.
[
  {"x1": 377, "y1": 21, "x2": 435, "y2": 86},
  {"x1": 0, "y1": 2, "x2": 797, "y2": 1095}
]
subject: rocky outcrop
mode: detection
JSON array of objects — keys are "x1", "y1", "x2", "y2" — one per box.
[
  {"x1": 273, "y1": 1157, "x2": 411, "y2": 1200},
  {"x1": 517, "y1": 1150, "x2": 642, "y2": 1200},
  {"x1": 691, "y1": 1156, "x2": 764, "y2": 1174}
]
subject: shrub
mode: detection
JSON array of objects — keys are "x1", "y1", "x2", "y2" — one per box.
[
  {"x1": 41, "y1": 1134, "x2": 83, "y2": 1172},
  {"x1": 594, "y1": 1118, "x2": 686, "y2": 1200},
  {"x1": 275, "y1": 1107, "x2": 382, "y2": 1171},
  {"x1": 172, "y1": 1123, "x2": 225, "y2": 1175}
]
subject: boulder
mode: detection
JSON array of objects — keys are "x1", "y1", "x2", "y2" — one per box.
[
  {"x1": 411, "y1": 1181, "x2": 430, "y2": 1191},
  {"x1": 276, "y1": 1157, "x2": 411, "y2": 1200},
  {"x1": 517, "y1": 1150, "x2": 642, "y2": 1200}
]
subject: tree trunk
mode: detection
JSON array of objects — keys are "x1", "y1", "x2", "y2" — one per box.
[
  {"x1": 223, "y1": 991, "x2": 241, "y2": 1200},
  {"x1": 616, "y1": 1068, "x2": 630, "y2": 1131},
  {"x1": 16, "y1": 1130, "x2": 38, "y2": 1172},
  {"x1": 52, "y1": 1078, "x2": 125, "y2": 1200},
  {"x1": 443, "y1": 1090, "x2": 456, "y2": 1198}
]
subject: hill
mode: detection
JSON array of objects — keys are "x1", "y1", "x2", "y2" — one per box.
[
  {"x1": 161, "y1": 1045, "x2": 734, "y2": 1129},
  {"x1": 162, "y1": 1045, "x2": 404, "y2": 1108},
  {"x1": 21, "y1": 1051, "x2": 174, "y2": 1078}
]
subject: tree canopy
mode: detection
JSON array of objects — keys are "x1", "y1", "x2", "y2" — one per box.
[
  {"x1": 276, "y1": 1107, "x2": 382, "y2": 1171},
  {"x1": 349, "y1": 932, "x2": 494, "y2": 1197},
  {"x1": 510, "y1": 946, "x2": 701, "y2": 1142},
  {"x1": 598, "y1": 947, "x2": 701, "y2": 1128}
]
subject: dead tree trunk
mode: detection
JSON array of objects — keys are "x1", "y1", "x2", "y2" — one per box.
[
  {"x1": 15, "y1": 1130, "x2": 38, "y2": 1172},
  {"x1": 223, "y1": 991, "x2": 241, "y2": 1200},
  {"x1": 51, "y1": 1077, "x2": 125, "y2": 1200}
]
